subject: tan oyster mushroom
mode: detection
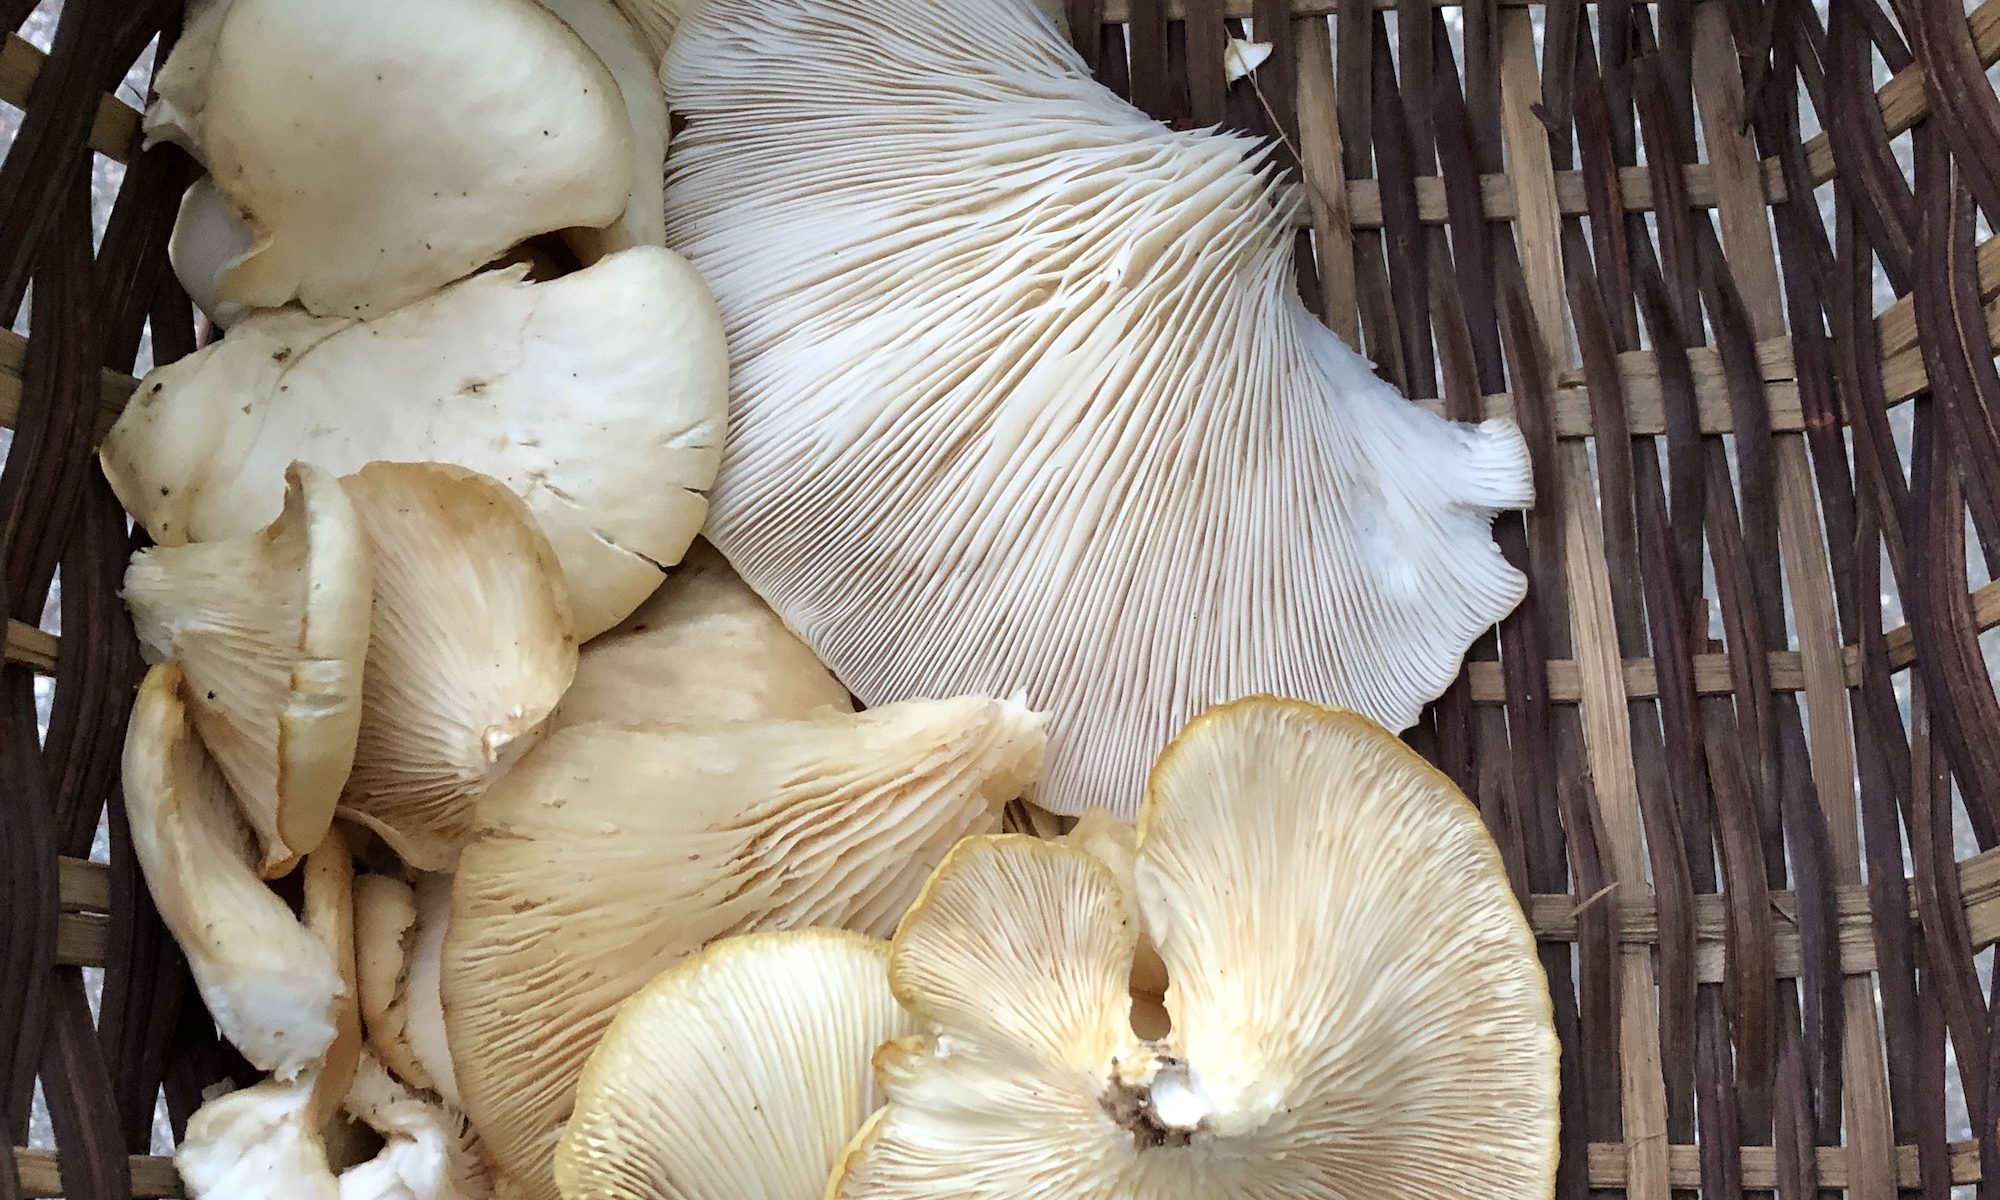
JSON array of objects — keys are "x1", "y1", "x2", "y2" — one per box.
[
  {"x1": 336, "y1": 462, "x2": 578, "y2": 871},
  {"x1": 445, "y1": 696, "x2": 1046, "y2": 1200},
  {"x1": 339, "y1": 1055, "x2": 492, "y2": 1200},
  {"x1": 551, "y1": 539, "x2": 851, "y2": 733},
  {"x1": 173, "y1": 826, "x2": 360, "y2": 1200},
  {"x1": 100, "y1": 246, "x2": 728, "y2": 638},
  {"x1": 122, "y1": 462, "x2": 370, "y2": 876},
  {"x1": 555, "y1": 931, "x2": 917, "y2": 1200},
  {"x1": 355, "y1": 873, "x2": 431, "y2": 1092},
  {"x1": 404, "y1": 873, "x2": 464, "y2": 1108},
  {"x1": 123, "y1": 663, "x2": 347, "y2": 1079},
  {"x1": 1058, "y1": 808, "x2": 1169, "y2": 1038},
  {"x1": 146, "y1": 0, "x2": 631, "y2": 319},
  {"x1": 830, "y1": 698, "x2": 1557, "y2": 1200},
  {"x1": 540, "y1": 0, "x2": 669, "y2": 260},
  {"x1": 665, "y1": 0, "x2": 1533, "y2": 819}
]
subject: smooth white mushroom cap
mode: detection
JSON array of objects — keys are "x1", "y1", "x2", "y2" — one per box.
[
  {"x1": 122, "y1": 462, "x2": 371, "y2": 876},
  {"x1": 831, "y1": 698, "x2": 1558, "y2": 1200},
  {"x1": 122, "y1": 663, "x2": 347, "y2": 1080},
  {"x1": 100, "y1": 247, "x2": 729, "y2": 638},
  {"x1": 664, "y1": 0, "x2": 1533, "y2": 819},
  {"x1": 539, "y1": 0, "x2": 669, "y2": 260},
  {"x1": 337, "y1": 462, "x2": 579, "y2": 871},
  {"x1": 556, "y1": 931, "x2": 918, "y2": 1200},
  {"x1": 444, "y1": 696, "x2": 1047, "y2": 1200},
  {"x1": 146, "y1": 0, "x2": 632, "y2": 319},
  {"x1": 551, "y1": 539, "x2": 853, "y2": 733}
]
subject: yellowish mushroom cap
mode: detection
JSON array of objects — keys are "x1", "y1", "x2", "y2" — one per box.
[
  {"x1": 444, "y1": 696, "x2": 1047, "y2": 1200},
  {"x1": 550, "y1": 539, "x2": 852, "y2": 733},
  {"x1": 556, "y1": 931, "x2": 917, "y2": 1200},
  {"x1": 122, "y1": 461, "x2": 371, "y2": 876},
  {"x1": 830, "y1": 697, "x2": 1557, "y2": 1200},
  {"x1": 122, "y1": 662, "x2": 347, "y2": 1080},
  {"x1": 354, "y1": 872, "x2": 431, "y2": 1094},
  {"x1": 336, "y1": 462, "x2": 578, "y2": 872}
]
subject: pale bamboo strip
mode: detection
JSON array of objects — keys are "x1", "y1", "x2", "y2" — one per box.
[
  {"x1": 0, "y1": 33, "x2": 144, "y2": 162},
  {"x1": 1293, "y1": 16, "x2": 1360, "y2": 343}
]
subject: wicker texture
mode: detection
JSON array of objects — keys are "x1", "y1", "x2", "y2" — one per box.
[{"x1": 2, "y1": 0, "x2": 1999, "y2": 1195}]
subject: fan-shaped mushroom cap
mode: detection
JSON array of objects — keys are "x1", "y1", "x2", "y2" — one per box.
[
  {"x1": 335, "y1": 462, "x2": 578, "y2": 871},
  {"x1": 555, "y1": 931, "x2": 917, "y2": 1200},
  {"x1": 100, "y1": 246, "x2": 728, "y2": 638},
  {"x1": 607, "y1": 0, "x2": 1066, "y2": 57},
  {"x1": 144, "y1": 0, "x2": 631, "y2": 319},
  {"x1": 831, "y1": 697, "x2": 1557, "y2": 1200},
  {"x1": 339, "y1": 1055, "x2": 492, "y2": 1200},
  {"x1": 123, "y1": 462, "x2": 371, "y2": 876},
  {"x1": 123, "y1": 663, "x2": 347, "y2": 1079},
  {"x1": 444, "y1": 696, "x2": 1047, "y2": 1200},
  {"x1": 664, "y1": 0, "x2": 1533, "y2": 819},
  {"x1": 540, "y1": 0, "x2": 669, "y2": 261},
  {"x1": 1058, "y1": 808, "x2": 1168, "y2": 1035},
  {"x1": 551, "y1": 539, "x2": 851, "y2": 732},
  {"x1": 355, "y1": 873, "x2": 431, "y2": 1092}
]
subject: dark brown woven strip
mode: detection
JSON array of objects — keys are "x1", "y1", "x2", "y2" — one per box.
[{"x1": 1497, "y1": 280, "x2": 1613, "y2": 1199}]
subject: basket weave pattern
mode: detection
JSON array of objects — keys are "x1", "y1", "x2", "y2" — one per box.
[{"x1": 4, "y1": 0, "x2": 2000, "y2": 1195}]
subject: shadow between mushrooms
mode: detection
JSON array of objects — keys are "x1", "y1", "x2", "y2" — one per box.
[
  {"x1": 443, "y1": 696, "x2": 1047, "y2": 1200},
  {"x1": 664, "y1": 0, "x2": 1534, "y2": 819},
  {"x1": 829, "y1": 697, "x2": 1558, "y2": 1199}
]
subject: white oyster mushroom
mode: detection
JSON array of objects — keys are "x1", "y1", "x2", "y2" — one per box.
[
  {"x1": 664, "y1": 0, "x2": 1534, "y2": 818},
  {"x1": 168, "y1": 176, "x2": 256, "y2": 330},
  {"x1": 146, "y1": 0, "x2": 632, "y2": 319},
  {"x1": 100, "y1": 247, "x2": 728, "y2": 639},
  {"x1": 540, "y1": 0, "x2": 670, "y2": 259}
]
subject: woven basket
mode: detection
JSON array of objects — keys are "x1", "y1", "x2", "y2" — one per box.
[{"x1": 6, "y1": 0, "x2": 2000, "y2": 1194}]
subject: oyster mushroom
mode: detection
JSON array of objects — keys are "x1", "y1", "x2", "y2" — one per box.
[
  {"x1": 123, "y1": 663, "x2": 347, "y2": 1079},
  {"x1": 339, "y1": 1055, "x2": 492, "y2": 1200},
  {"x1": 445, "y1": 697, "x2": 1047, "y2": 1200},
  {"x1": 147, "y1": 0, "x2": 632, "y2": 319},
  {"x1": 100, "y1": 246, "x2": 728, "y2": 639},
  {"x1": 539, "y1": 0, "x2": 670, "y2": 260},
  {"x1": 555, "y1": 931, "x2": 917, "y2": 1200},
  {"x1": 665, "y1": 0, "x2": 1533, "y2": 818},
  {"x1": 355, "y1": 873, "x2": 431, "y2": 1092},
  {"x1": 550, "y1": 539, "x2": 852, "y2": 733},
  {"x1": 336, "y1": 462, "x2": 578, "y2": 871},
  {"x1": 122, "y1": 462, "x2": 371, "y2": 876},
  {"x1": 830, "y1": 697, "x2": 1557, "y2": 1199},
  {"x1": 174, "y1": 828, "x2": 361, "y2": 1200}
]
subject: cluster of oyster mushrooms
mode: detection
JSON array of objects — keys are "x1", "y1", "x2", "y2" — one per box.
[{"x1": 103, "y1": 0, "x2": 1560, "y2": 1197}]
